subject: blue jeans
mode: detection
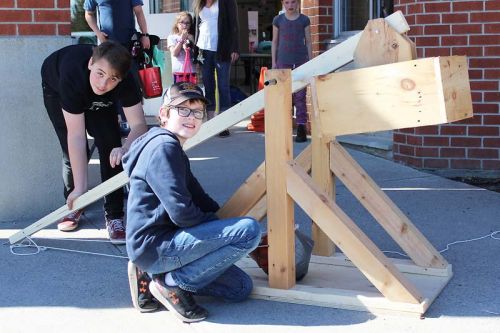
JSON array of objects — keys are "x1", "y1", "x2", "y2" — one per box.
[
  {"x1": 147, "y1": 217, "x2": 261, "y2": 302},
  {"x1": 200, "y1": 50, "x2": 232, "y2": 113}
]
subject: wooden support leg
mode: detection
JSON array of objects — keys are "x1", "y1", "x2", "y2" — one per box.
[
  {"x1": 265, "y1": 69, "x2": 295, "y2": 289},
  {"x1": 286, "y1": 161, "x2": 423, "y2": 304},
  {"x1": 329, "y1": 140, "x2": 448, "y2": 268}
]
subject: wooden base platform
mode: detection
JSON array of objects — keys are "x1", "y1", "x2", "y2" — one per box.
[{"x1": 238, "y1": 254, "x2": 452, "y2": 317}]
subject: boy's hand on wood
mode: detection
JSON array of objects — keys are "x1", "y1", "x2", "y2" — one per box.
[
  {"x1": 109, "y1": 147, "x2": 127, "y2": 168},
  {"x1": 67, "y1": 189, "x2": 86, "y2": 210}
]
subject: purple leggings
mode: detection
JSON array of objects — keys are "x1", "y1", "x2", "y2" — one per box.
[{"x1": 275, "y1": 63, "x2": 308, "y2": 125}]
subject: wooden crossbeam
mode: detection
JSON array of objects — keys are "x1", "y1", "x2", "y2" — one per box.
[
  {"x1": 286, "y1": 161, "x2": 423, "y2": 304},
  {"x1": 9, "y1": 11, "x2": 410, "y2": 245},
  {"x1": 329, "y1": 140, "x2": 448, "y2": 268},
  {"x1": 218, "y1": 144, "x2": 312, "y2": 220}
]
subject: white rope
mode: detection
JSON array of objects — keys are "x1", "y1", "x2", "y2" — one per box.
[
  {"x1": 383, "y1": 230, "x2": 500, "y2": 258},
  {"x1": 9, "y1": 236, "x2": 128, "y2": 259}
]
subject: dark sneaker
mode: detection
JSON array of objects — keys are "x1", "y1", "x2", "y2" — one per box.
[
  {"x1": 127, "y1": 261, "x2": 159, "y2": 313},
  {"x1": 105, "y1": 217, "x2": 126, "y2": 245},
  {"x1": 57, "y1": 209, "x2": 84, "y2": 232},
  {"x1": 149, "y1": 275, "x2": 208, "y2": 323},
  {"x1": 218, "y1": 129, "x2": 230, "y2": 137},
  {"x1": 295, "y1": 124, "x2": 307, "y2": 143}
]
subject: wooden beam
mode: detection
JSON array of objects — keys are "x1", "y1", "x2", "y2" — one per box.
[
  {"x1": 9, "y1": 11, "x2": 410, "y2": 244},
  {"x1": 218, "y1": 144, "x2": 312, "y2": 220},
  {"x1": 315, "y1": 56, "x2": 473, "y2": 137},
  {"x1": 286, "y1": 161, "x2": 423, "y2": 304},
  {"x1": 264, "y1": 69, "x2": 295, "y2": 289},
  {"x1": 354, "y1": 18, "x2": 415, "y2": 68},
  {"x1": 310, "y1": 79, "x2": 335, "y2": 256},
  {"x1": 329, "y1": 140, "x2": 448, "y2": 268}
]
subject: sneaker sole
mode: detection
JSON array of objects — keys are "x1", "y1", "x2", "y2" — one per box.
[
  {"x1": 149, "y1": 282, "x2": 207, "y2": 323},
  {"x1": 57, "y1": 223, "x2": 78, "y2": 232},
  {"x1": 127, "y1": 261, "x2": 157, "y2": 313},
  {"x1": 109, "y1": 238, "x2": 126, "y2": 245}
]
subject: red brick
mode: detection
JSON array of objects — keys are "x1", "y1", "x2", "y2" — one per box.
[
  {"x1": 452, "y1": 1, "x2": 484, "y2": 12},
  {"x1": 34, "y1": 10, "x2": 70, "y2": 22},
  {"x1": 18, "y1": 0, "x2": 54, "y2": 8},
  {"x1": 409, "y1": 25, "x2": 424, "y2": 35},
  {"x1": 423, "y1": 136, "x2": 450, "y2": 146},
  {"x1": 469, "y1": 58, "x2": 498, "y2": 69},
  {"x1": 486, "y1": 2, "x2": 500, "y2": 10},
  {"x1": 405, "y1": 14, "x2": 416, "y2": 26},
  {"x1": 442, "y1": 35, "x2": 468, "y2": 46},
  {"x1": 485, "y1": 69, "x2": 500, "y2": 79},
  {"x1": 456, "y1": 115, "x2": 482, "y2": 125},
  {"x1": 425, "y1": 2, "x2": 451, "y2": 13},
  {"x1": 398, "y1": 128, "x2": 416, "y2": 134},
  {"x1": 442, "y1": 13, "x2": 469, "y2": 24},
  {"x1": 57, "y1": 0, "x2": 70, "y2": 8},
  {"x1": 392, "y1": 143, "x2": 400, "y2": 154},
  {"x1": 407, "y1": 135, "x2": 423, "y2": 146},
  {"x1": 451, "y1": 137, "x2": 481, "y2": 147},
  {"x1": 469, "y1": 35, "x2": 500, "y2": 46},
  {"x1": 415, "y1": 36, "x2": 440, "y2": 47},
  {"x1": 408, "y1": 3, "x2": 424, "y2": 14},
  {"x1": 399, "y1": 144, "x2": 415, "y2": 155},
  {"x1": 483, "y1": 160, "x2": 500, "y2": 170},
  {"x1": 0, "y1": 0, "x2": 14, "y2": 8},
  {"x1": 484, "y1": 138, "x2": 500, "y2": 148},
  {"x1": 57, "y1": 23, "x2": 71, "y2": 35},
  {"x1": 484, "y1": 92, "x2": 500, "y2": 103},
  {"x1": 416, "y1": 47, "x2": 424, "y2": 58},
  {"x1": 394, "y1": 155, "x2": 424, "y2": 168},
  {"x1": 393, "y1": 133, "x2": 407, "y2": 144},
  {"x1": 440, "y1": 125, "x2": 467, "y2": 135},
  {"x1": 451, "y1": 159, "x2": 481, "y2": 169},
  {"x1": 452, "y1": 46, "x2": 483, "y2": 57},
  {"x1": 415, "y1": 147, "x2": 439, "y2": 157},
  {"x1": 416, "y1": 14, "x2": 441, "y2": 24},
  {"x1": 0, "y1": 10, "x2": 32, "y2": 22},
  {"x1": 468, "y1": 126, "x2": 499, "y2": 136},
  {"x1": 0, "y1": 23, "x2": 15, "y2": 34},
  {"x1": 485, "y1": 23, "x2": 500, "y2": 34},
  {"x1": 423, "y1": 158, "x2": 449, "y2": 169},
  {"x1": 470, "y1": 80, "x2": 499, "y2": 91},
  {"x1": 471, "y1": 91, "x2": 483, "y2": 103},
  {"x1": 451, "y1": 23, "x2": 482, "y2": 34},
  {"x1": 425, "y1": 47, "x2": 451, "y2": 57},
  {"x1": 483, "y1": 114, "x2": 500, "y2": 125},
  {"x1": 468, "y1": 148, "x2": 499, "y2": 159},
  {"x1": 424, "y1": 25, "x2": 451, "y2": 35},
  {"x1": 441, "y1": 147, "x2": 466, "y2": 158},
  {"x1": 485, "y1": 46, "x2": 500, "y2": 57},
  {"x1": 468, "y1": 70, "x2": 483, "y2": 80},
  {"x1": 18, "y1": 23, "x2": 56, "y2": 35},
  {"x1": 471, "y1": 12, "x2": 500, "y2": 23},
  {"x1": 415, "y1": 126, "x2": 439, "y2": 135},
  {"x1": 473, "y1": 103, "x2": 499, "y2": 114}
]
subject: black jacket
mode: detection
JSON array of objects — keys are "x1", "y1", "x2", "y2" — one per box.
[{"x1": 195, "y1": 0, "x2": 240, "y2": 62}]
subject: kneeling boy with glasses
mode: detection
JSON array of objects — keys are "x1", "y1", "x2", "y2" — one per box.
[{"x1": 123, "y1": 82, "x2": 261, "y2": 322}]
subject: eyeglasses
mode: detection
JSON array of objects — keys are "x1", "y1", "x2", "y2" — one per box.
[
  {"x1": 172, "y1": 106, "x2": 205, "y2": 120},
  {"x1": 179, "y1": 21, "x2": 191, "y2": 25}
]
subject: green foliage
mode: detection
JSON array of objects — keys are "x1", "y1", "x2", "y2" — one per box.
[{"x1": 71, "y1": 0, "x2": 91, "y2": 32}]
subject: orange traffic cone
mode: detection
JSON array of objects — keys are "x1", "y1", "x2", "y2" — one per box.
[{"x1": 247, "y1": 67, "x2": 267, "y2": 133}]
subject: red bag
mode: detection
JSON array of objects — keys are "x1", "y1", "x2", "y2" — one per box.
[
  {"x1": 138, "y1": 66, "x2": 163, "y2": 98},
  {"x1": 173, "y1": 49, "x2": 197, "y2": 84}
]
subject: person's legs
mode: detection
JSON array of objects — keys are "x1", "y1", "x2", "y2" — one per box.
[
  {"x1": 84, "y1": 108, "x2": 124, "y2": 219},
  {"x1": 293, "y1": 87, "x2": 308, "y2": 125},
  {"x1": 148, "y1": 217, "x2": 261, "y2": 297},
  {"x1": 200, "y1": 50, "x2": 217, "y2": 118},
  {"x1": 215, "y1": 60, "x2": 232, "y2": 113},
  {"x1": 194, "y1": 264, "x2": 253, "y2": 302}
]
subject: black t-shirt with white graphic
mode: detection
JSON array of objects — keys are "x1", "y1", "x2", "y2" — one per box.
[{"x1": 41, "y1": 44, "x2": 141, "y2": 115}]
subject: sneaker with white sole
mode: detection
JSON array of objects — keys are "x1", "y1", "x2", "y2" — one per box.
[
  {"x1": 105, "y1": 217, "x2": 126, "y2": 245},
  {"x1": 127, "y1": 261, "x2": 159, "y2": 313},
  {"x1": 149, "y1": 275, "x2": 208, "y2": 323},
  {"x1": 57, "y1": 209, "x2": 84, "y2": 232}
]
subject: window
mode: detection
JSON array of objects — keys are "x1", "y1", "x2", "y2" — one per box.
[
  {"x1": 149, "y1": 0, "x2": 192, "y2": 14},
  {"x1": 335, "y1": 0, "x2": 393, "y2": 37}
]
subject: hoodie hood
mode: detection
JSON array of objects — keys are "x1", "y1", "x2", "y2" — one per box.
[{"x1": 122, "y1": 127, "x2": 179, "y2": 177}]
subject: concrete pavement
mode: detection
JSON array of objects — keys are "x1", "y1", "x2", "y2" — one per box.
[{"x1": 1, "y1": 121, "x2": 499, "y2": 332}]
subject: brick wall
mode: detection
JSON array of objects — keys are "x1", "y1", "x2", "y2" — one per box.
[
  {"x1": 393, "y1": 0, "x2": 500, "y2": 171},
  {"x1": 0, "y1": 0, "x2": 70, "y2": 35},
  {"x1": 302, "y1": 0, "x2": 333, "y2": 56}
]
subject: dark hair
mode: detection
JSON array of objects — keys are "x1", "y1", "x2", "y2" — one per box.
[{"x1": 91, "y1": 41, "x2": 131, "y2": 79}]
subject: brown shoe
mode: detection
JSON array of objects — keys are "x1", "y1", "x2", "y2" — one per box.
[
  {"x1": 57, "y1": 209, "x2": 84, "y2": 232},
  {"x1": 105, "y1": 217, "x2": 126, "y2": 245}
]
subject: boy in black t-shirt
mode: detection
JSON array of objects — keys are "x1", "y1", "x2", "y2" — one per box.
[{"x1": 41, "y1": 41, "x2": 148, "y2": 244}]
